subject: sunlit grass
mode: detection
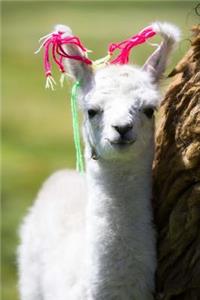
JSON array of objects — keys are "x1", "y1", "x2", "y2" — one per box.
[{"x1": 2, "y1": 1, "x2": 197, "y2": 299}]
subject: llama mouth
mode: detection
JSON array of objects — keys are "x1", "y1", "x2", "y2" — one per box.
[{"x1": 107, "y1": 138, "x2": 135, "y2": 148}]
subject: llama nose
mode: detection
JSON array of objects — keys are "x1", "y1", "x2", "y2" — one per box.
[{"x1": 113, "y1": 124, "x2": 133, "y2": 136}]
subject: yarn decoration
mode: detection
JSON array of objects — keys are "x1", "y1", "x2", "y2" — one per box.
[
  {"x1": 108, "y1": 26, "x2": 156, "y2": 64},
  {"x1": 70, "y1": 81, "x2": 84, "y2": 173},
  {"x1": 35, "y1": 29, "x2": 92, "y2": 172},
  {"x1": 36, "y1": 25, "x2": 157, "y2": 172},
  {"x1": 35, "y1": 30, "x2": 92, "y2": 90},
  {"x1": 36, "y1": 25, "x2": 157, "y2": 87}
]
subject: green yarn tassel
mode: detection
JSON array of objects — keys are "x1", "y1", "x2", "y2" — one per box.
[{"x1": 71, "y1": 81, "x2": 84, "y2": 173}]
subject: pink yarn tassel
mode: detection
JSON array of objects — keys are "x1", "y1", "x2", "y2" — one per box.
[
  {"x1": 36, "y1": 30, "x2": 92, "y2": 89},
  {"x1": 108, "y1": 26, "x2": 156, "y2": 64},
  {"x1": 36, "y1": 24, "x2": 157, "y2": 89}
]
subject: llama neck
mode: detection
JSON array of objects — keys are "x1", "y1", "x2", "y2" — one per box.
[{"x1": 85, "y1": 152, "x2": 155, "y2": 299}]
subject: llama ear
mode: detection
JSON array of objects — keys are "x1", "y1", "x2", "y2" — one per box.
[
  {"x1": 55, "y1": 25, "x2": 94, "y2": 92},
  {"x1": 143, "y1": 22, "x2": 180, "y2": 82}
]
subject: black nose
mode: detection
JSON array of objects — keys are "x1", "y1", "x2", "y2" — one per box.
[{"x1": 113, "y1": 124, "x2": 133, "y2": 136}]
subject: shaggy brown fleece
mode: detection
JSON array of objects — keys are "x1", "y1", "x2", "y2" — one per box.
[{"x1": 154, "y1": 25, "x2": 200, "y2": 300}]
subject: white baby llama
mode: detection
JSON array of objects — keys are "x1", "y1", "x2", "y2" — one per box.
[{"x1": 18, "y1": 22, "x2": 180, "y2": 300}]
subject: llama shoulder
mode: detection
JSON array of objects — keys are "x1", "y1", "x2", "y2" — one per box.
[{"x1": 19, "y1": 169, "x2": 87, "y2": 249}]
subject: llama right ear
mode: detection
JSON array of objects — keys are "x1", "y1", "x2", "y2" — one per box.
[
  {"x1": 56, "y1": 25, "x2": 94, "y2": 92},
  {"x1": 143, "y1": 22, "x2": 180, "y2": 82}
]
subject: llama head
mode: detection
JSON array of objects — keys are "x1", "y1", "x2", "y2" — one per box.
[
  {"x1": 82, "y1": 65, "x2": 159, "y2": 161},
  {"x1": 58, "y1": 22, "x2": 180, "y2": 161}
]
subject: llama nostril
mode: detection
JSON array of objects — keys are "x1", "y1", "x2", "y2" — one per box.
[{"x1": 113, "y1": 124, "x2": 133, "y2": 136}]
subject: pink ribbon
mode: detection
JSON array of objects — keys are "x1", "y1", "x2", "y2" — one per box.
[{"x1": 108, "y1": 26, "x2": 156, "y2": 64}]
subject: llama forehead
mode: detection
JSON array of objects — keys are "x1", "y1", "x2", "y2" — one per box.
[{"x1": 85, "y1": 65, "x2": 159, "y2": 110}]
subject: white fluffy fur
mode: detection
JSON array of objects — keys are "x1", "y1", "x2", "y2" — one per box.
[
  {"x1": 151, "y1": 21, "x2": 181, "y2": 43},
  {"x1": 18, "y1": 22, "x2": 180, "y2": 300}
]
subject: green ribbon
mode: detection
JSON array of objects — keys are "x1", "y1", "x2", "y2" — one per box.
[{"x1": 70, "y1": 81, "x2": 84, "y2": 173}]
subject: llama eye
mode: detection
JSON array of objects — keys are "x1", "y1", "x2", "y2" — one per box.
[
  {"x1": 88, "y1": 109, "x2": 99, "y2": 119},
  {"x1": 143, "y1": 107, "x2": 155, "y2": 119}
]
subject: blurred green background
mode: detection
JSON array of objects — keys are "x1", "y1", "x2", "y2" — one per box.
[{"x1": 2, "y1": 1, "x2": 198, "y2": 299}]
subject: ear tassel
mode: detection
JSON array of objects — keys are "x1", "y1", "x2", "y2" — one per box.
[
  {"x1": 108, "y1": 26, "x2": 156, "y2": 64},
  {"x1": 35, "y1": 29, "x2": 92, "y2": 90},
  {"x1": 36, "y1": 25, "x2": 157, "y2": 89}
]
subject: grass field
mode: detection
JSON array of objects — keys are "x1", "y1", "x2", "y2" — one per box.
[{"x1": 2, "y1": 1, "x2": 198, "y2": 299}]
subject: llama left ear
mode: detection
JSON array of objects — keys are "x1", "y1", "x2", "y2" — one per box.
[{"x1": 143, "y1": 22, "x2": 180, "y2": 82}]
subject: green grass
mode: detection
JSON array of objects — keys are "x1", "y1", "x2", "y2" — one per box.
[{"x1": 2, "y1": 1, "x2": 198, "y2": 299}]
